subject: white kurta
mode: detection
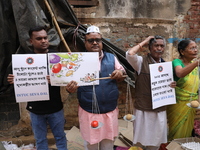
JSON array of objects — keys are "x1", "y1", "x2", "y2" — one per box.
[
  {"x1": 126, "y1": 52, "x2": 168, "y2": 147},
  {"x1": 133, "y1": 109, "x2": 167, "y2": 146}
]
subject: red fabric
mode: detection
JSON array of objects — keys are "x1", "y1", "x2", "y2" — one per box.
[
  {"x1": 194, "y1": 120, "x2": 200, "y2": 136},
  {"x1": 159, "y1": 143, "x2": 169, "y2": 150}
]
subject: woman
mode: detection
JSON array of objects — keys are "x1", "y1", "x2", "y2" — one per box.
[{"x1": 167, "y1": 39, "x2": 199, "y2": 141}]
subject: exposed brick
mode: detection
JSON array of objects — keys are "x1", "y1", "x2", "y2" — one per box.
[
  {"x1": 190, "y1": 10, "x2": 199, "y2": 15},
  {"x1": 7, "y1": 103, "x2": 20, "y2": 112},
  {"x1": 7, "y1": 122, "x2": 14, "y2": 129},
  {"x1": 5, "y1": 96, "x2": 16, "y2": 103},
  {"x1": 194, "y1": 23, "x2": 200, "y2": 28},
  {"x1": 190, "y1": 15, "x2": 200, "y2": 20},
  {"x1": 0, "y1": 91, "x2": 20, "y2": 131},
  {"x1": 191, "y1": 1, "x2": 200, "y2": 6},
  {"x1": 8, "y1": 112, "x2": 20, "y2": 121},
  {"x1": 190, "y1": 29, "x2": 199, "y2": 33},
  {"x1": 0, "y1": 121, "x2": 8, "y2": 130},
  {"x1": 0, "y1": 104, "x2": 7, "y2": 112},
  {"x1": 184, "y1": 15, "x2": 190, "y2": 20},
  {"x1": 0, "y1": 112, "x2": 7, "y2": 121}
]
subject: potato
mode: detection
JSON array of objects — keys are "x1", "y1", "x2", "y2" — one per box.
[
  {"x1": 190, "y1": 101, "x2": 200, "y2": 108},
  {"x1": 66, "y1": 70, "x2": 73, "y2": 77},
  {"x1": 126, "y1": 114, "x2": 132, "y2": 120}
]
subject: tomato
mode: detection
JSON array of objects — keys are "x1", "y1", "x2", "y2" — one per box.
[
  {"x1": 52, "y1": 63, "x2": 62, "y2": 73},
  {"x1": 91, "y1": 120, "x2": 98, "y2": 128},
  {"x1": 68, "y1": 65, "x2": 73, "y2": 69}
]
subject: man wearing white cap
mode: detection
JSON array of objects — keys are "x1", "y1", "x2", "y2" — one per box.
[{"x1": 66, "y1": 25, "x2": 126, "y2": 150}]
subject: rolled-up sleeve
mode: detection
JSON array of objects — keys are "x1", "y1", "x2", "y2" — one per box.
[{"x1": 126, "y1": 51, "x2": 142, "y2": 74}]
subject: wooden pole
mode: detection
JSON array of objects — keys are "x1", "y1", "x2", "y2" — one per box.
[
  {"x1": 44, "y1": 0, "x2": 71, "y2": 52},
  {"x1": 93, "y1": 75, "x2": 128, "y2": 81}
]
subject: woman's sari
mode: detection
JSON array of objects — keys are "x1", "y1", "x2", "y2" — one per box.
[{"x1": 167, "y1": 60, "x2": 199, "y2": 141}]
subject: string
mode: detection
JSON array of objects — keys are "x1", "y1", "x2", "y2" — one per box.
[
  {"x1": 92, "y1": 82, "x2": 100, "y2": 114},
  {"x1": 125, "y1": 81, "x2": 134, "y2": 115},
  {"x1": 92, "y1": 83, "x2": 100, "y2": 150},
  {"x1": 198, "y1": 60, "x2": 200, "y2": 103},
  {"x1": 189, "y1": 60, "x2": 199, "y2": 102}
]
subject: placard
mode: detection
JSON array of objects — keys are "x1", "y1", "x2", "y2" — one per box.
[
  {"x1": 48, "y1": 52, "x2": 99, "y2": 86},
  {"x1": 12, "y1": 54, "x2": 49, "y2": 102},
  {"x1": 149, "y1": 61, "x2": 176, "y2": 109}
]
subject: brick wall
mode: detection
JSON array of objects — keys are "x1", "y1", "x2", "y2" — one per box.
[
  {"x1": 182, "y1": 0, "x2": 200, "y2": 120},
  {"x1": 0, "y1": 87, "x2": 20, "y2": 131},
  {"x1": 184, "y1": 0, "x2": 200, "y2": 39}
]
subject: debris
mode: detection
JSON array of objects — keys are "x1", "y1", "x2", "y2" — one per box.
[{"x1": 1, "y1": 141, "x2": 36, "y2": 150}]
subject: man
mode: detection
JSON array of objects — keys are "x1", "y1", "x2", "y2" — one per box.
[
  {"x1": 66, "y1": 25, "x2": 125, "y2": 150},
  {"x1": 7, "y1": 26, "x2": 67, "y2": 150},
  {"x1": 126, "y1": 36, "x2": 175, "y2": 150}
]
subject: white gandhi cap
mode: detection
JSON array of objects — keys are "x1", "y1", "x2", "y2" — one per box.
[{"x1": 86, "y1": 25, "x2": 100, "y2": 34}]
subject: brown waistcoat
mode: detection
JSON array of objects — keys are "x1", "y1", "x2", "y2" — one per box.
[{"x1": 134, "y1": 54, "x2": 166, "y2": 112}]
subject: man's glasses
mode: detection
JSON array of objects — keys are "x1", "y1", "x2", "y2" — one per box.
[
  {"x1": 154, "y1": 44, "x2": 165, "y2": 48},
  {"x1": 86, "y1": 38, "x2": 102, "y2": 44}
]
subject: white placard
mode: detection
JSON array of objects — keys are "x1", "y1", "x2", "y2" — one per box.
[
  {"x1": 12, "y1": 54, "x2": 49, "y2": 102},
  {"x1": 48, "y1": 52, "x2": 99, "y2": 86},
  {"x1": 149, "y1": 61, "x2": 176, "y2": 109}
]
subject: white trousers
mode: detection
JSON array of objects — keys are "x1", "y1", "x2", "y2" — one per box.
[{"x1": 84, "y1": 139, "x2": 114, "y2": 150}]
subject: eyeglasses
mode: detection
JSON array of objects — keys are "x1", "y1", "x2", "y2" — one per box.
[
  {"x1": 86, "y1": 38, "x2": 102, "y2": 44},
  {"x1": 187, "y1": 46, "x2": 198, "y2": 51},
  {"x1": 154, "y1": 44, "x2": 165, "y2": 48}
]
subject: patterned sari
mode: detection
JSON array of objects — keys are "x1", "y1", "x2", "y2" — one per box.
[{"x1": 167, "y1": 59, "x2": 199, "y2": 141}]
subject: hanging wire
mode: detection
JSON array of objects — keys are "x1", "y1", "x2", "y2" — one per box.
[
  {"x1": 91, "y1": 82, "x2": 101, "y2": 149},
  {"x1": 125, "y1": 79, "x2": 134, "y2": 115},
  {"x1": 73, "y1": 22, "x2": 81, "y2": 51},
  {"x1": 92, "y1": 82, "x2": 100, "y2": 114},
  {"x1": 198, "y1": 60, "x2": 200, "y2": 103},
  {"x1": 189, "y1": 60, "x2": 199, "y2": 102}
]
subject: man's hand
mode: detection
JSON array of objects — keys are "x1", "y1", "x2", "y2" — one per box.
[
  {"x1": 7, "y1": 74, "x2": 14, "y2": 84},
  {"x1": 66, "y1": 81, "x2": 78, "y2": 93},
  {"x1": 110, "y1": 70, "x2": 125, "y2": 82},
  {"x1": 143, "y1": 36, "x2": 155, "y2": 45},
  {"x1": 46, "y1": 75, "x2": 51, "y2": 84},
  {"x1": 169, "y1": 81, "x2": 176, "y2": 88}
]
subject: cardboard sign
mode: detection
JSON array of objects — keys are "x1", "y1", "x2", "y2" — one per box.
[
  {"x1": 149, "y1": 61, "x2": 176, "y2": 109},
  {"x1": 48, "y1": 52, "x2": 99, "y2": 86},
  {"x1": 12, "y1": 54, "x2": 49, "y2": 102}
]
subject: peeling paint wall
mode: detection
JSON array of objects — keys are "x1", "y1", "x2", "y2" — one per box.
[
  {"x1": 75, "y1": 0, "x2": 191, "y2": 19},
  {"x1": 78, "y1": 18, "x2": 176, "y2": 61},
  {"x1": 74, "y1": 0, "x2": 197, "y2": 61},
  {"x1": 103, "y1": 0, "x2": 134, "y2": 18}
]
